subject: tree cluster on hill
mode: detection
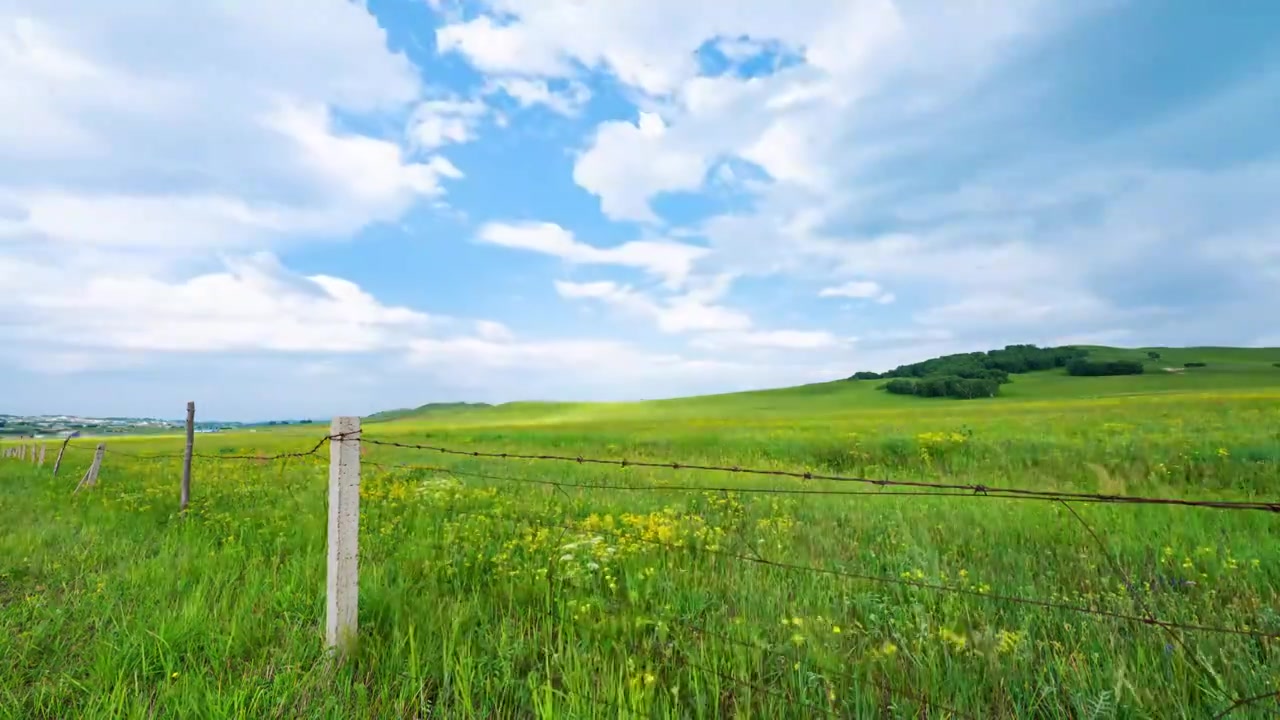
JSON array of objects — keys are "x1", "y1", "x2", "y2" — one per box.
[
  {"x1": 883, "y1": 376, "x2": 1000, "y2": 399},
  {"x1": 1065, "y1": 359, "x2": 1145, "y2": 376},
  {"x1": 849, "y1": 344, "x2": 1088, "y2": 401},
  {"x1": 1184, "y1": 362, "x2": 1207, "y2": 368},
  {"x1": 854, "y1": 344, "x2": 1087, "y2": 382}
]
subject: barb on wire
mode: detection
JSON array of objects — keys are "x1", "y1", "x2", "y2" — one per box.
[{"x1": 361, "y1": 437, "x2": 1280, "y2": 513}]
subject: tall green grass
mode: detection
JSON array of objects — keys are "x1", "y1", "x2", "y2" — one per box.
[{"x1": 3, "y1": 388, "x2": 1279, "y2": 718}]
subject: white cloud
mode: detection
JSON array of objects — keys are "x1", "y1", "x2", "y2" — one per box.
[
  {"x1": 691, "y1": 329, "x2": 847, "y2": 351},
  {"x1": 554, "y1": 279, "x2": 751, "y2": 334},
  {"x1": 6, "y1": 102, "x2": 460, "y2": 253},
  {"x1": 435, "y1": 15, "x2": 571, "y2": 80},
  {"x1": 444, "y1": 0, "x2": 1059, "y2": 223},
  {"x1": 407, "y1": 97, "x2": 488, "y2": 149},
  {"x1": 573, "y1": 112, "x2": 710, "y2": 222},
  {"x1": 474, "y1": 320, "x2": 516, "y2": 342},
  {"x1": 486, "y1": 77, "x2": 591, "y2": 116},
  {"x1": 477, "y1": 221, "x2": 708, "y2": 286},
  {"x1": 0, "y1": 3, "x2": 449, "y2": 257},
  {"x1": 6, "y1": 253, "x2": 432, "y2": 354},
  {"x1": 819, "y1": 280, "x2": 894, "y2": 303}
]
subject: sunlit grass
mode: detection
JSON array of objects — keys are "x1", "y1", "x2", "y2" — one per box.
[{"x1": 3, "y1": 375, "x2": 1280, "y2": 718}]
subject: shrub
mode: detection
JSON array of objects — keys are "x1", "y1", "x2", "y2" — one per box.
[
  {"x1": 1066, "y1": 359, "x2": 1146, "y2": 377},
  {"x1": 1147, "y1": 351, "x2": 1162, "y2": 360},
  {"x1": 875, "y1": 344, "x2": 1086, "y2": 381},
  {"x1": 849, "y1": 371, "x2": 882, "y2": 381},
  {"x1": 952, "y1": 378, "x2": 1000, "y2": 399},
  {"x1": 884, "y1": 375, "x2": 998, "y2": 399},
  {"x1": 1184, "y1": 362, "x2": 1207, "y2": 368},
  {"x1": 884, "y1": 378, "x2": 918, "y2": 395}
]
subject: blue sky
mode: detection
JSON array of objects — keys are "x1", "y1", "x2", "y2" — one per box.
[{"x1": 1, "y1": 0, "x2": 1278, "y2": 421}]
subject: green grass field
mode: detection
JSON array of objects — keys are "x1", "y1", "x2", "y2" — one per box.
[{"x1": 3, "y1": 347, "x2": 1279, "y2": 718}]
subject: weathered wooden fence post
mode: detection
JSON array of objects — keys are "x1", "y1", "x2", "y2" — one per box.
[
  {"x1": 74, "y1": 443, "x2": 105, "y2": 493},
  {"x1": 181, "y1": 401, "x2": 195, "y2": 515},
  {"x1": 326, "y1": 417, "x2": 361, "y2": 655},
  {"x1": 52, "y1": 436, "x2": 72, "y2": 476},
  {"x1": 37, "y1": 444, "x2": 46, "y2": 467}
]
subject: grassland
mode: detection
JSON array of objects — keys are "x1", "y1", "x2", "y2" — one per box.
[{"x1": 2, "y1": 346, "x2": 1279, "y2": 718}]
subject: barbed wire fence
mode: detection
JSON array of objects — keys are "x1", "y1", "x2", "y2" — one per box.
[{"x1": 3, "y1": 415, "x2": 1278, "y2": 718}]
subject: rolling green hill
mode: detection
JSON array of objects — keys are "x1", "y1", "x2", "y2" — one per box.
[
  {"x1": 375, "y1": 346, "x2": 1280, "y2": 429},
  {"x1": 365, "y1": 401, "x2": 492, "y2": 423}
]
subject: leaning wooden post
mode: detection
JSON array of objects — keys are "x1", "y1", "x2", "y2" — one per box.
[
  {"x1": 326, "y1": 417, "x2": 361, "y2": 655},
  {"x1": 52, "y1": 436, "x2": 72, "y2": 476},
  {"x1": 181, "y1": 401, "x2": 195, "y2": 515},
  {"x1": 74, "y1": 443, "x2": 105, "y2": 493}
]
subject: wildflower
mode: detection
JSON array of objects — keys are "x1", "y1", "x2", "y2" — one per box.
[
  {"x1": 171, "y1": 672, "x2": 180, "y2": 679},
  {"x1": 939, "y1": 627, "x2": 967, "y2": 651},
  {"x1": 643, "y1": 673, "x2": 656, "y2": 686},
  {"x1": 996, "y1": 630, "x2": 1022, "y2": 654},
  {"x1": 832, "y1": 625, "x2": 841, "y2": 634}
]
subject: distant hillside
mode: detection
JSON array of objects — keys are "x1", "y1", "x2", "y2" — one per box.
[
  {"x1": 846, "y1": 344, "x2": 1280, "y2": 401},
  {"x1": 365, "y1": 402, "x2": 492, "y2": 423},
  {"x1": 366, "y1": 346, "x2": 1280, "y2": 427}
]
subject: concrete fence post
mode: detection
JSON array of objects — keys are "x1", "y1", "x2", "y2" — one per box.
[
  {"x1": 181, "y1": 401, "x2": 195, "y2": 515},
  {"x1": 326, "y1": 416, "x2": 361, "y2": 655}
]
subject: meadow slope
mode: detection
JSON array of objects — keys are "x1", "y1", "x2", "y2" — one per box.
[{"x1": 2, "y1": 346, "x2": 1279, "y2": 718}]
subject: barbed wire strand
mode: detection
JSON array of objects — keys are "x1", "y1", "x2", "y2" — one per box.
[
  {"x1": 443, "y1": 503, "x2": 1280, "y2": 715},
  {"x1": 63, "y1": 432, "x2": 355, "y2": 462},
  {"x1": 1058, "y1": 500, "x2": 1233, "y2": 706},
  {"x1": 417, "y1": 483, "x2": 1278, "y2": 641},
  {"x1": 444, "y1": 506, "x2": 977, "y2": 718},
  {"x1": 362, "y1": 459, "x2": 1037, "y2": 502},
  {"x1": 679, "y1": 622, "x2": 977, "y2": 719},
  {"x1": 42, "y1": 433, "x2": 1280, "y2": 512},
  {"x1": 361, "y1": 437, "x2": 1280, "y2": 513},
  {"x1": 1213, "y1": 690, "x2": 1280, "y2": 719}
]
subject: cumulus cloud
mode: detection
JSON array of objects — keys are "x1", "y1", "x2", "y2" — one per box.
[
  {"x1": 690, "y1": 329, "x2": 847, "y2": 351},
  {"x1": 407, "y1": 97, "x2": 488, "y2": 149},
  {"x1": 819, "y1": 280, "x2": 894, "y2": 303},
  {"x1": 477, "y1": 221, "x2": 708, "y2": 286},
  {"x1": 554, "y1": 279, "x2": 751, "y2": 334},
  {"x1": 486, "y1": 77, "x2": 591, "y2": 116},
  {"x1": 0, "y1": 1, "x2": 468, "y2": 265},
  {"x1": 4, "y1": 253, "x2": 433, "y2": 354},
  {"x1": 573, "y1": 112, "x2": 709, "y2": 222}
]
